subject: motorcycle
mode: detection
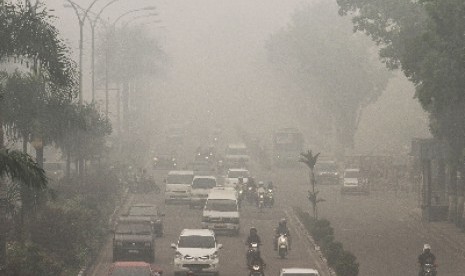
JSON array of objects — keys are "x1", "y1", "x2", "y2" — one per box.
[
  {"x1": 257, "y1": 192, "x2": 265, "y2": 209},
  {"x1": 264, "y1": 189, "x2": 274, "y2": 207},
  {"x1": 421, "y1": 263, "x2": 437, "y2": 276},
  {"x1": 246, "y1": 186, "x2": 256, "y2": 205},
  {"x1": 248, "y1": 263, "x2": 265, "y2": 276},
  {"x1": 246, "y1": 242, "x2": 260, "y2": 266},
  {"x1": 277, "y1": 234, "x2": 289, "y2": 258}
]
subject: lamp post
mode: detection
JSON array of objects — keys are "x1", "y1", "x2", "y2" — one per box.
[
  {"x1": 64, "y1": 0, "x2": 102, "y2": 105},
  {"x1": 103, "y1": 6, "x2": 157, "y2": 118},
  {"x1": 65, "y1": 0, "x2": 124, "y2": 103}
]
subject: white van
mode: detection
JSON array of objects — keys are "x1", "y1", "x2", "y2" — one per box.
[
  {"x1": 202, "y1": 187, "x2": 240, "y2": 235},
  {"x1": 165, "y1": 170, "x2": 194, "y2": 204},
  {"x1": 190, "y1": 176, "x2": 217, "y2": 208}
]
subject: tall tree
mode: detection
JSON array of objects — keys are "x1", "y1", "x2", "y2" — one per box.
[
  {"x1": 299, "y1": 150, "x2": 324, "y2": 219},
  {"x1": 267, "y1": 1, "x2": 390, "y2": 156},
  {"x1": 337, "y1": 0, "x2": 465, "y2": 224}
]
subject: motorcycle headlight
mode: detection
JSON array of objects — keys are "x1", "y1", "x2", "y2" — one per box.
[
  {"x1": 259, "y1": 195, "x2": 264, "y2": 198},
  {"x1": 153, "y1": 157, "x2": 158, "y2": 161},
  {"x1": 253, "y1": 265, "x2": 260, "y2": 271}
]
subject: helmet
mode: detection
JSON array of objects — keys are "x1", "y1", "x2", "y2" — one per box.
[
  {"x1": 423, "y1": 244, "x2": 431, "y2": 252},
  {"x1": 258, "y1": 181, "x2": 264, "y2": 187},
  {"x1": 279, "y1": 218, "x2": 287, "y2": 226},
  {"x1": 250, "y1": 227, "x2": 257, "y2": 235}
]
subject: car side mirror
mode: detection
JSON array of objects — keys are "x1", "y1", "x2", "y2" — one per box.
[
  {"x1": 170, "y1": 243, "x2": 177, "y2": 249},
  {"x1": 217, "y1": 244, "x2": 223, "y2": 249}
]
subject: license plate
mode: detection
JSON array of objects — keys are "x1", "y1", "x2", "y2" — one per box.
[{"x1": 128, "y1": 250, "x2": 139, "y2": 254}]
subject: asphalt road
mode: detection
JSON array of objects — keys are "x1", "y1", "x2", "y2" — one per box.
[
  {"x1": 90, "y1": 166, "x2": 330, "y2": 276},
  {"x1": 269, "y1": 166, "x2": 465, "y2": 276}
]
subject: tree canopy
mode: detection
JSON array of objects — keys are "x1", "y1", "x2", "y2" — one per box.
[
  {"x1": 267, "y1": 2, "x2": 390, "y2": 151},
  {"x1": 337, "y1": 0, "x2": 465, "y2": 158}
]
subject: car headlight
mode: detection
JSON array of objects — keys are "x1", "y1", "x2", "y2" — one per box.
[
  {"x1": 153, "y1": 157, "x2": 158, "y2": 161},
  {"x1": 144, "y1": 242, "x2": 152, "y2": 247},
  {"x1": 199, "y1": 255, "x2": 210, "y2": 260},
  {"x1": 184, "y1": 255, "x2": 194, "y2": 260}
]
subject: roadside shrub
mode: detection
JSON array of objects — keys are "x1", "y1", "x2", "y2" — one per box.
[
  {"x1": 310, "y1": 218, "x2": 333, "y2": 242},
  {"x1": 323, "y1": 240, "x2": 343, "y2": 267},
  {"x1": 335, "y1": 250, "x2": 359, "y2": 276},
  {"x1": 4, "y1": 242, "x2": 66, "y2": 276},
  {"x1": 293, "y1": 207, "x2": 359, "y2": 276}
]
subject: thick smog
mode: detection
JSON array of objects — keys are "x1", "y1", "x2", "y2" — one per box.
[{"x1": 0, "y1": 0, "x2": 463, "y2": 276}]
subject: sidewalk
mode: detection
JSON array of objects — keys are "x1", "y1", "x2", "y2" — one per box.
[{"x1": 409, "y1": 207, "x2": 465, "y2": 260}]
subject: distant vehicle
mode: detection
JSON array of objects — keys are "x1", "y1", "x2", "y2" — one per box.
[
  {"x1": 341, "y1": 168, "x2": 369, "y2": 195},
  {"x1": 164, "y1": 171, "x2": 194, "y2": 204},
  {"x1": 171, "y1": 229, "x2": 222, "y2": 276},
  {"x1": 108, "y1": 262, "x2": 162, "y2": 276},
  {"x1": 152, "y1": 152, "x2": 177, "y2": 170},
  {"x1": 224, "y1": 168, "x2": 250, "y2": 187},
  {"x1": 315, "y1": 160, "x2": 339, "y2": 185},
  {"x1": 195, "y1": 145, "x2": 217, "y2": 163},
  {"x1": 224, "y1": 143, "x2": 250, "y2": 168},
  {"x1": 191, "y1": 160, "x2": 215, "y2": 174},
  {"x1": 43, "y1": 161, "x2": 65, "y2": 181},
  {"x1": 202, "y1": 187, "x2": 240, "y2": 235},
  {"x1": 272, "y1": 128, "x2": 304, "y2": 167},
  {"x1": 279, "y1": 267, "x2": 320, "y2": 276},
  {"x1": 112, "y1": 217, "x2": 155, "y2": 262},
  {"x1": 127, "y1": 204, "x2": 165, "y2": 237},
  {"x1": 190, "y1": 176, "x2": 217, "y2": 209}
]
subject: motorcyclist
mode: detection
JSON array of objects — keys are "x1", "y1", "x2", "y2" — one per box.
[
  {"x1": 246, "y1": 227, "x2": 262, "y2": 245},
  {"x1": 256, "y1": 181, "x2": 266, "y2": 207},
  {"x1": 248, "y1": 249, "x2": 266, "y2": 274},
  {"x1": 274, "y1": 218, "x2": 291, "y2": 250},
  {"x1": 266, "y1": 181, "x2": 274, "y2": 191},
  {"x1": 418, "y1": 244, "x2": 436, "y2": 276}
]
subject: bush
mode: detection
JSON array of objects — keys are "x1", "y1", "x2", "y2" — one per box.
[
  {"x1": 4, "y1": 242, "x2": 67, "y2": 276},
  {"x1": 335, "y1": 250, "x2": 359, "y2": 276},
  {"x1": 293, "y1": 207, "x2": 359, "y2": 276}
]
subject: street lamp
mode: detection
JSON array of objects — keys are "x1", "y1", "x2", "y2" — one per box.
[
  {"x1": 64, "y1": 0, "x2": 124, "y2": 103},
  {"x1": 64, "y1": 0, "x2": 102, "y2": 105}
]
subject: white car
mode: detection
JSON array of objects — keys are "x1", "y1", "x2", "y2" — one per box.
[
  {"x1": 171, "y1": 229, "x2": 222, "y2": 276},
  {"x1": 279, "y1": 268, "x2": 320, "y2": 276},
  {"x1": 224, "y1": 168, "x2": 249, "y2": 187},
  {"x1": 202, "y1": 187, "x2": 240, "y2": 235}
]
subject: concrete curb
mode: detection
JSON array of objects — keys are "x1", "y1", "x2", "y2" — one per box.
[{"x1": 286, "y1": 208, "x2": 335, "y2": 276}]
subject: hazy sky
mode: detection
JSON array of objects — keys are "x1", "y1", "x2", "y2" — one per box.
[{"x1": 38, "y1": 0, "x2": 429, "y2": 153}]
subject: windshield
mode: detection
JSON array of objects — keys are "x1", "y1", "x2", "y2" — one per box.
[
  {"x1": 128, "y1": 206, "x2": 158, "y2": 216},
  {"x1": 283, "y1": 272, "x2": 318, "y2": 276},
  {"x1": 115, "y1": 223, "x2": 152, "y2": 235},
  {"x1": 227, "y1": 148, "x2": 247, "y2": 155},
  {"x1": 167, "y1": 174, "x2": 193, "y2": 184},
  {"x1": 178, "y1": 235, "x2": 215, "y2": 248},
  {"x1": 192, "y1": 178, "x2": 216, "y2": 189},
  {"x1": 344, "y1": 171, "x2": 360, "y2": 178},
  {"x1": 228, "y1": 170, "x2": 249, "y2": 178},
  {"x1": 205, "y1": 199, "x2": 237, "y2": 212},
  {"x1": 316, "y1": 162, "x2": 337, "y2": 172},
  {"x1": 111, "y1": 267, "x2": 151, "y2": 276}
]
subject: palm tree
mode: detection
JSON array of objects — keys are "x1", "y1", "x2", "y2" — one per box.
[
  {"x1": 299, "y1": 150, "x2": 324, "y2": 219},
  {"x1": 0, "y1": 148, "x2": 47, "y2": 189}
]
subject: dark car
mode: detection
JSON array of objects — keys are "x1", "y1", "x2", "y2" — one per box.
[
  {"x1": 315, "y1": 161, "x2": 340, "y2": 185},
  {"x1": 127, "y1": 204, "x2": 164, "y2": 237},
  {"x1": 152, "y1": 154, "x2": 177, "y2": 170},
  {"x1": 113, "y1": 217, "x2": 155, "y2": 263},
  {"x1": 108, "y1": 261, "x2": 162, "y2": 276}
]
